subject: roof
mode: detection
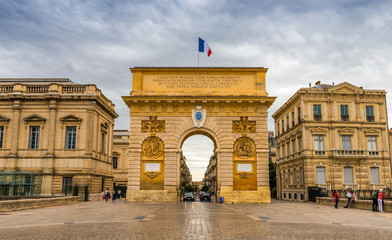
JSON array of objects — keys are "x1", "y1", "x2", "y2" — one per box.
[{"x1": 0, "y1": 78, "x2": 76, "y2": 85}]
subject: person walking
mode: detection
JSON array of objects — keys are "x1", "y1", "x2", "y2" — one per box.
[
  {"x1": 332, "y1": 190, "x2": 340, "y2": 209},
  {"x1": 117, "y1": 189, "x2": 121, "y2": 199},
  {"x1": 372, "y1": 190, "x2": 379, "y2": 211},
  {"x1": 348, "y1": 191, "x2": 356, "y2": 208},
  {"x1": 112, "y1": 190, "x2": 117, "y2": 202},
  {"x1": 378, "y1": 189, "x2": 387, "y2": 212},
  {"x1": 105, "y1": 188, "x2": 110, "y2": 202},
  {"x1": 344, "y1": 190, "x2": 353, "y2": 208}
]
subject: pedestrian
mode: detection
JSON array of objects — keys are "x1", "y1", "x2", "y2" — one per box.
[
  {"x1": 378, "y1": 189, "x2": 387, "y2": 212},
  {"x1": 117, "y1": 189, "x2": 121, "y2": 199},
  {"x1": 344, "y1": 190, "x2": 353, "y2": 208},
  {"x1": 348, "y1": 191, "x2": 356, "y2": 208},
  {"x1": 105, "y1": 188, "x2": 110, "y2": 202},
  {"x1": 112, "y1": 190, "x2": 117, "y2": 202},
  {"x1": 372, "y1": 190, "x2": 379, "y2": 211},
  {"x1": 332, "y1": 190, "x2": 339, "y2": 209}
]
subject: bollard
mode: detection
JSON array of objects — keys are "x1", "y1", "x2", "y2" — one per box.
[{"x1": 219, "y1": 197, "x2": 224, "y2": 203}]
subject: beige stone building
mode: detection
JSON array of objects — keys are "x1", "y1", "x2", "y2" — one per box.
[
  {"x1": 122, "y1": 67, "x2": 276, "y2": 203},
  {"x1": 273, "y1": 82, "x2": 391, "y2": 201},
  {"x1": 268, "y1": 131, "x2": 276, "y2": 163},
  {"x1": 0, "y1": 79, "x2": 118, "y2": 199},
  {"x1": 203, "y1": 155, "x2": 217, "y2": 193},
  {"x1": 112, "y1": 130, "x2": 129, "y2": 189}
]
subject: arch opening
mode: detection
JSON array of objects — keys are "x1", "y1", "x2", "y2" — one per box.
[{"x1": 180, "y1": 131, "x2": 217, "y2": 202}]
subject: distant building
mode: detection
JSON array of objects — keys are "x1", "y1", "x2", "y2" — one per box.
[
  {"x1": 268, "y1": 131, "x2": 276, "y2": 163},
  {"x1": 113, "y1": 130, "x2": 129, "y2": 189},
  {"x1": 0, "y1": 79, "x2": 118, "y2": 199},
  {"x1": 203, "y1": 155, "x2": 217, "y2": 193},
  {"x1": 273, "y1": 82, "x2": 391, "y2": 201},
  {"x1": 180, "y1": 156, "x2": 192, "y2": 192}
]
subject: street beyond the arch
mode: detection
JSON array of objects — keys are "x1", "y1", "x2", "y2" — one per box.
[{"x1": 1, "y1": 200, "x2": 391, "y2": 240}]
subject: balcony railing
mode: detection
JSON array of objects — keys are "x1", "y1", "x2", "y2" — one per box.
[
  {"x1": 0, "y1": 86, "x2": 13, "y2": 93},
  {"x1": 314, "y1": 150, "x2": 326, "y2": 155},
  {"x1": 26, "y1": 86, "x2": 49, "y2": 93},
  {"x1": 368, "y1": 151, "x2": 380, "y2": 157},
  {"x1": 366, "y1": 116, "x2": 375, "y2": 122},
  {"x1": 332, "y1": 149, "x2": 367, "y2": 158},
  {"x1": 62, "y1": 86, "x2": 86, "y2": 93},
  {"x1": 371, "y1": 184, "x2": 386, "y2": 190},
  {"x1": 341, "y1": 115, "x2": 349, "y2": 121},
  {"x1": 314, "y1": 115, "x2": 322, "y2": 121},
  {"x1": 344, "y1": 184, "x2": 359, "y2": 190},
  {"x1": 317, "y1": 184, "x2": 331, "y2": 190}
]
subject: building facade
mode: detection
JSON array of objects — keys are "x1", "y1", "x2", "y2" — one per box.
[
  {"x1": 273, "y1": 82, "x2": 391, "y2": 201},
  {"x1": 0, "y1": 79, "x2": 118, "y2": 198}
]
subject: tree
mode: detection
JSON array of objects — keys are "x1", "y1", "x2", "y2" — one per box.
[{"x1": 269, "y1": 160, "x2": 276, "y2": 191}]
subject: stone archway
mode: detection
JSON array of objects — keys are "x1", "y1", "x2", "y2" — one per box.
[{"x1": 122, "y1": 67, "x2": 276, "y2": 203}]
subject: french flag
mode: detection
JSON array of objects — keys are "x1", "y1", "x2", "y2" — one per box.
[{"x1": 199, "y1": 37, "x2": 212, "y2": 57}]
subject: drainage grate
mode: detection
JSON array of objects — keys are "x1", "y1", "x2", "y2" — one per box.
[
  {"x1": 0, "y1": 213, "x2": 10, "y2": 215},
  {"x1": 64, "y1": 222, "x2": 74, "y2": 224},
  {"x1": 331, "y1": 222, "x2": 342, "y2": 225},
  {"x1": 259, "y1": 216, "x2": 271, "y2": 220},
  {"x1": 134, "y1": 216, "x2": 146, "y2": 220}
]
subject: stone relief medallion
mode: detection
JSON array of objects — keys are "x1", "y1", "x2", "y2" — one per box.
[
  {"x1": 239, "y1": 172, "x2": 251, "y2": 179},
  {"x1": 142, "y1": 136, "x2": 164, "y2": 158},
  {"x1": 192, "y1": 105, "x2": 206, "y2": 128},
  {"x1": 234, "y1": 137, "x2": 255, "y2": 158}
]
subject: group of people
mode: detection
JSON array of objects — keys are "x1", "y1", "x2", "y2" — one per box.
[
  {"x1": 332, "y1": 189, "x2": 387, "y2": 212},
  {"x1": 104, "y1": 188, "x2": 122, "y2": 202}
]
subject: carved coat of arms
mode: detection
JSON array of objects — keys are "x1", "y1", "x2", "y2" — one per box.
[{"x1": 192, "y1": 105, "x2": 206, "y2": 128}]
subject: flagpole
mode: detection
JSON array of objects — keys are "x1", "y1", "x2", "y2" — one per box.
[{"x1": 197, "y1": 37, "x2": 200, "y2": 67}]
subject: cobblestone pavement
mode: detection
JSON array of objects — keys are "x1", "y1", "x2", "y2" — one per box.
[{"x1": 1, "y1": 199, "x2": 392, "y2": 239}]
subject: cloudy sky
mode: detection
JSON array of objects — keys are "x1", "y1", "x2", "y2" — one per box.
[{"x1": 1, "y1": 0, "x2": 392, "y2": 181}]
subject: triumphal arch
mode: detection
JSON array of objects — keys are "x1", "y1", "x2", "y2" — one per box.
[{"x1": 122, "y1": 67, "x2": 276, "y2": 203}]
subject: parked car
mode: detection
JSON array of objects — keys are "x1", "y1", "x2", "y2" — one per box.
[
  {"x1": 183, "y1": 192, "x2": 195, "y2": 201},
  {"x1": 200, "y1": 192, "x2": 211, "y2": 201}
]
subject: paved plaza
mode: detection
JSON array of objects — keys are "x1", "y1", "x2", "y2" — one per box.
[{"x1": 1, "y1": 199, "x2": 392, "y2": 239}]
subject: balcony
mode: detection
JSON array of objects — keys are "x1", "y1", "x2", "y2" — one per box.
[
  {"x1": 314, "y1": 150, "x2": 326, "y2": 156},
  {"x1": 344, "y1": 184, "x2": 358, "y2": 190},
  {"x1": 366, "y1": 116, "x2": 374, "y2": 122},
  {"x1": 370, "y1": 184, "x2": 386, "y2": 190},
  {"x1": 368, "y1": 151, "x2": 381, "y2": 157},
  {"x1": 341, "y1": 115, "x2": 349, "y2": 121},
  {"x1": 317, "y1": 184, "x2": 331, "y2": 190},
  {"x1": 332, "y1": 149, "x2": 367, "y2": 158},
  {"x1": 314, "y1": 115, "x2": 322, "y2": 121}
]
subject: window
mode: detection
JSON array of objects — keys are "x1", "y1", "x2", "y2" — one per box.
[
  {"x1": 62, "y1": 177, "x2": 73, "y2": 193},
  {"x1": 342, "y1": 135, "x2": 351, "y2": 150},
  {"x1": 65, "y1": 126, "x2": 77, "y2": 149},
  {"x1": 313, "y1": 105, "x2": 322, "y2": 121},
  {"x1": 344, "y1": 167, "x2": 354, "y2": 184},
  {"x1": 0, "y1": 126, "x2": 3, "y2": 148},
  {"x1": 101, "y1": 132, "x2": 105, "y2": 153},
  {"x1": 340, "y1": 105, "x2": 349, "y2": 121},
  {"x1": 297, "y1": 107, "x2": 301, "y2": 123},
  {"x1": 288, "y1": 170, "x2": 291, "y2": 185},
  {"x1": 366, "y1": 106, "x2": 374, "y2": 122},
  {"x1": 293, "y1": 169, "x2": 297, "y2": 185},
  {"x1": 314, "y1": 135, "x2": 324, "y2": 151},
  {"x1": 29, "y1": 126, "x2": 40, "y2": 149},
  {"x1": 277, "y1": 123, "x2": 280, "y2": 135},
  {"x1": 282, "y1": 119, "x2": 285, "y2": 133},
  {"x1": 300, "y1": 167, "x2": 304, "y2": 185},
  {"x1": 113, "y1": 157, "x2": 118, "y2": 169},
  {"x1": 316, "y1": 167, "x2": 326, "y2": 184},
  {"x1": 367, "y1": 136, "x2": 377, "y2": 151},
  {"x1": 283, "y1": 171, "x2": 286, "y2": 186},
  {"x1": 291, "y1": 112, "x2": 295, "y2": 127},
  {"x1": 370, "y1": 167, "x2": 380, "y2": 184},
  {"x1": 286, "y1": 116, "x2": 289, "y2": 130}
]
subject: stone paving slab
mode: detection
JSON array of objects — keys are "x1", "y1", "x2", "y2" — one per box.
[{"x1": 0, "y1": 199, "x2": 392, "y2": 239}]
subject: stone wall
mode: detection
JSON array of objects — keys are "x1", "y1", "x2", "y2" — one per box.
[
  {"x1": 0, "y1": 196, "x2": 79, "y2": 212},
  {"x1": 316, "y1": 197, "x2": 391, "y2": 212}
]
